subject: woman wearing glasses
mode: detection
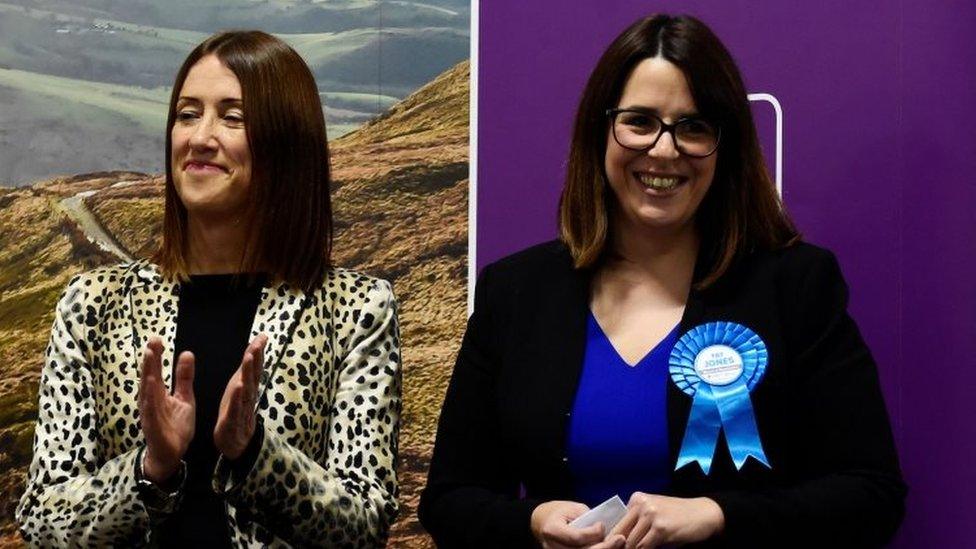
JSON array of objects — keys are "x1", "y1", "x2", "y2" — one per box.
[{"x1": 420, "y1": 14, "x2": 904, "y2": 548}]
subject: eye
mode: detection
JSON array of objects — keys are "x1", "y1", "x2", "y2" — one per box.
[
  {"x1": 175, "y1": 109, "x2": 199, "y2": 122},
  {"x1": 222, "y1": 110, "x2": 245, "y2": 127},
  {"x1": 619, "y1": 112, "x2": 654, "y2": 128},
  {"x1": 616, "y1": 111, "x2": 661, "y2": 138},
  {"x1": 678, "y1": 118, "x2": 716, "y2": 136}
]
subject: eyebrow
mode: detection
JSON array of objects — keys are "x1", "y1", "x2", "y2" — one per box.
[
  {"x1": 176, "y1": 97, "x2": 243, "y2": 106},
  {"x1": 618, "y1": 105, "x2": 701, "y2": 119}
]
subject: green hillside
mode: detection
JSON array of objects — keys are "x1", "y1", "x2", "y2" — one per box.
[
  {"x1": 0, "y1": 68, "x2": 168, "y2": 131},
  {"x1": 0, "y1": 2, "x2": 467, "y2": 92},
  {"x1": 0, "y1": 0, "x2": 467, "y2": 189},
  {"x1": 0, "y1": 0, "x2": 467, "y2": 35}
]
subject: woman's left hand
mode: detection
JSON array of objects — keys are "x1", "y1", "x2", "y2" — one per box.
[
  {"x1": 214, "y1": 333, "x2": 269, "y2": 459},
  {"x1": 609, "y1": 493, "x2": 724, "y2": 548}
]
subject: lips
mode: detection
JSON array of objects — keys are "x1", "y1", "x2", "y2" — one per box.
[
  {"x1": 634, "y1": 171, "x2": 687, "y2": 192},
  {"x1": 183, "y1": 160, "x2": 227, "y2": 173}
]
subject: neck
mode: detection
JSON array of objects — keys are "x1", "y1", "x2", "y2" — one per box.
[
  {"x1": 599, "y1": 216, "x2": 699, "y2": 299},
  {"x1": 186, "y1": 214, "x2": 249, "y2": 275}
]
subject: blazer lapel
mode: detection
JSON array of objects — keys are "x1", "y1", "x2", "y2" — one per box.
[
  {"x1": 541, "y1": 266, "x2": 591, "y2": 417},
  {"x1": 250, "y1": 280, "x2": 314, "y2": 398},
  {"x1": 542, "y1": 255, "x2": 708, "y2": 446},
  {"x1": 668, "y1": 287, "x2": 705, "y2": 469},
  {"x1": 526, "y1": 251, "x2": 591, "y2": 472},
  {"x1": 127, "y1": 262, "x2": 179, "y2": 389},
  {"x1": 127, "y1": 265, "x2": 312, "y2": 400}
]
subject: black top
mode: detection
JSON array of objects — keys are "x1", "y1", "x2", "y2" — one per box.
[
  {"x1": 418, "y1": 240, "x2": 906, "y2": 548},
  {"x1": 158, "y1": 274, "x2": 265, "y2": 548}
]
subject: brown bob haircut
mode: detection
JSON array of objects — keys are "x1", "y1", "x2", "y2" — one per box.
[
  {"x1": 155, "y1": 30, "x2": 332, "y2": 291},
  {"x1": 559, "y1": 14, "x2": 798, "y2": 289}
]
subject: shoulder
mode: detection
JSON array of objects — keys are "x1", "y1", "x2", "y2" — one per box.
[
  {"x1": 319, "y1": 268, "x2": 398, "y2": 357},
  {"x1": 728, "y1": 241, "x2": 845, "y2": 294},
  {"x1": 58, "y1": 260, "x2": 150, "y2": 307},
  {"x1": 322, "y1": 266, "x2": 396, "y2": 312},
  {"x1": 727, "y1": 242, "x2": 850, "y2": 328},
  {"x1": 325, "y1": 266, "x2": 393, "y2": 295},
  {"x1": 50, "y1": 261, "x2": 150, "y2": 342},
  {"x1": 470, "y1": 240, "x2": 584, "y2": 324},
  {"x1": 479, "y1": 239, "x2": 574, "y2": 284},
  {"x1": 762, "y1": 241, "x2": 839, "y2": 275},
  {"x1": 67, "y1": 260, "x2": 144, "y2": 286}
]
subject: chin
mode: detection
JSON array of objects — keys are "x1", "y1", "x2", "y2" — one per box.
[
  {"x1": 178, "y1": 190, "x2": 227, "y2": 216},
  {"x1": 629, "y1": 207, "x2": 694, "y2": 232}
]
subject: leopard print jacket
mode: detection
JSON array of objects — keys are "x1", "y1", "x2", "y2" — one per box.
[{"x1": 16, "y1": 261, "x2": 401, "y2": 548}]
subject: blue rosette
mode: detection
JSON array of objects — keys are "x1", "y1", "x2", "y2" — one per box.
[{"x1": 669, "y1": 321, "x2": 770, "y2": 474}]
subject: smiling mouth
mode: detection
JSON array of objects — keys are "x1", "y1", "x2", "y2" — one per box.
[
  {"x1": 185, "y1": 161, "x2": 226, "y2": 173},
  {"x1": 636, "y1": 172, "x2": 685, "y2": 192}
]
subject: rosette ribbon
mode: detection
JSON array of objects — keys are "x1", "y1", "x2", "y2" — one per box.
[{"x1": 668, "y1": 321, "x2": 770, "y2": 474}]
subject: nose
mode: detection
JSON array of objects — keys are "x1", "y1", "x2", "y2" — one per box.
[
  {"x1": 647, "y1": 129, "x2": 680, "y2": 160},
  {"x1": 188, "y1": 116, "x2": 218, "y2": 150}
]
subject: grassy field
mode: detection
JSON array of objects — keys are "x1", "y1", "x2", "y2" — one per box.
[
  {"x1": 0, "y1": 68, "x2": 168, "y2": 132},
  {"x1": 0, "y1": 83, "x2": 164, "y2": 186}
]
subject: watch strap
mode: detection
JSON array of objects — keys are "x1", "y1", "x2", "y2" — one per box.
[{"x1": 135, "y1": 446, "x2": 186, "y2": 515}]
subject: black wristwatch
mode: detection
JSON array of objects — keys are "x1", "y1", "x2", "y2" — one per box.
[{"x1": 135, "y1": 446, "x2": 186, "y2": 515}]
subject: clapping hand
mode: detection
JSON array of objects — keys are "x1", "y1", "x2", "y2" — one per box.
[
  {"x1": 139, "y1": 337, "x2": 195, "y2": 484},
  {"x1": 214, "y1": 334, "x2": 268, "y2": 459}
]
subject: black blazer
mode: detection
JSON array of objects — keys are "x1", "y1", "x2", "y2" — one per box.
[{"x1": 419, "y1": 240, "x2": 905, "y2": 548}]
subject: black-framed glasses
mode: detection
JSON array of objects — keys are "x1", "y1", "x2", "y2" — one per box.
[{"x1": 606, "y1": 108, "x2": 721, "y2": 158}]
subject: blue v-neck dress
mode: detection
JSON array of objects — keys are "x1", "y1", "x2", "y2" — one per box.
[{"x1": 566, "y1": 312, "x2": 679, "y2": 507}]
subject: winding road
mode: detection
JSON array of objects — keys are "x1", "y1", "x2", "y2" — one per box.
[{"x1": 58, "y1": 187, "x2": 134, "y2": 262}]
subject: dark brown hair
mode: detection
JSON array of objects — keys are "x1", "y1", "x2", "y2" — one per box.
[
  {"x1": 155, "y1": 30, "x2": 332, "y2": 291},
  {"x1": 559, "y1": 14, "x2": 798, "y2": 288}
]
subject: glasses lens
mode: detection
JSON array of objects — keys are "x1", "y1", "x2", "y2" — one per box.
[
  {"x1": 613, "y1": 111, "x2": 662, "y2": 150},
  {"x1": 612, "y1": 111, "x2": 720, "y2": 157},
  {"x1": 675, "y1": 119, "x2": 719, "y2": 157}
]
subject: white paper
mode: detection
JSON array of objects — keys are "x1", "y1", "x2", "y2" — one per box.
[{"x1": 569, "y1": 495, "x2": 628, "y2": 533}]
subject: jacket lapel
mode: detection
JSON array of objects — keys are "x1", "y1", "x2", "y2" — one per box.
[
  {"x1": 250, "y1": 280, "x2": 314, "y2": 396},
  {"x1": 667, "y1": 258, "x2": 744, "y2": 483},
  {"x1": 126, "y1": 264, "x2": 312, "y2": 399},
  {"x1": 539, "y1": 262, "x2": 591, "y2": 418},
  {"x1": 534, "y1": 245, "x2": 711, "y2": 458},
  {"x1": 523, "y1": 248, "x2": 591, "y2": 480},
  {"x1": 126, "y1": 262, "x2": 179, "y2": 388},
  {"x1": 540, "y1": 246, "x2": 708, "y2": 457},
  {"x1": 668, "y1": 288, "x2": 705, "y2": 469}
]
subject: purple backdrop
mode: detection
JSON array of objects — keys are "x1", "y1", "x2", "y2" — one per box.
[{"x1": 476, "y1": 1, "x2": 976, "y2": 546}]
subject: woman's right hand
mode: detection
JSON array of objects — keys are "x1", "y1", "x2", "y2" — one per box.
[
  {"x1": 138, "y1": 337, "x2": 196, "y2": 484},
  {"x1": 531, "y1": 500, "x2": 626, "y2": 549}
]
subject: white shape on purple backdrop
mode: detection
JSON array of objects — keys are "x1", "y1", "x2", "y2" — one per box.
[{"x1": 747, "y1": 92, "x2": 783, "y2": 196}]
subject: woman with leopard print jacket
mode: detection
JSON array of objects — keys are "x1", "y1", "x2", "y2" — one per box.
[{"x1": 16, "y1": 31, "x2": 401, "y2": 548}]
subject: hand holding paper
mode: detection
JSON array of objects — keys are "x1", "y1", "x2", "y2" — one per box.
[
  {"x1": 609, "y1": 493, "x2": 724, "y2": 547},
  {"x1": 531, "y1": 499, "x2": 621, "y2": 548},
  {"x1": 568, "y1": 495, "x2": 628, "y2": 533}
]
